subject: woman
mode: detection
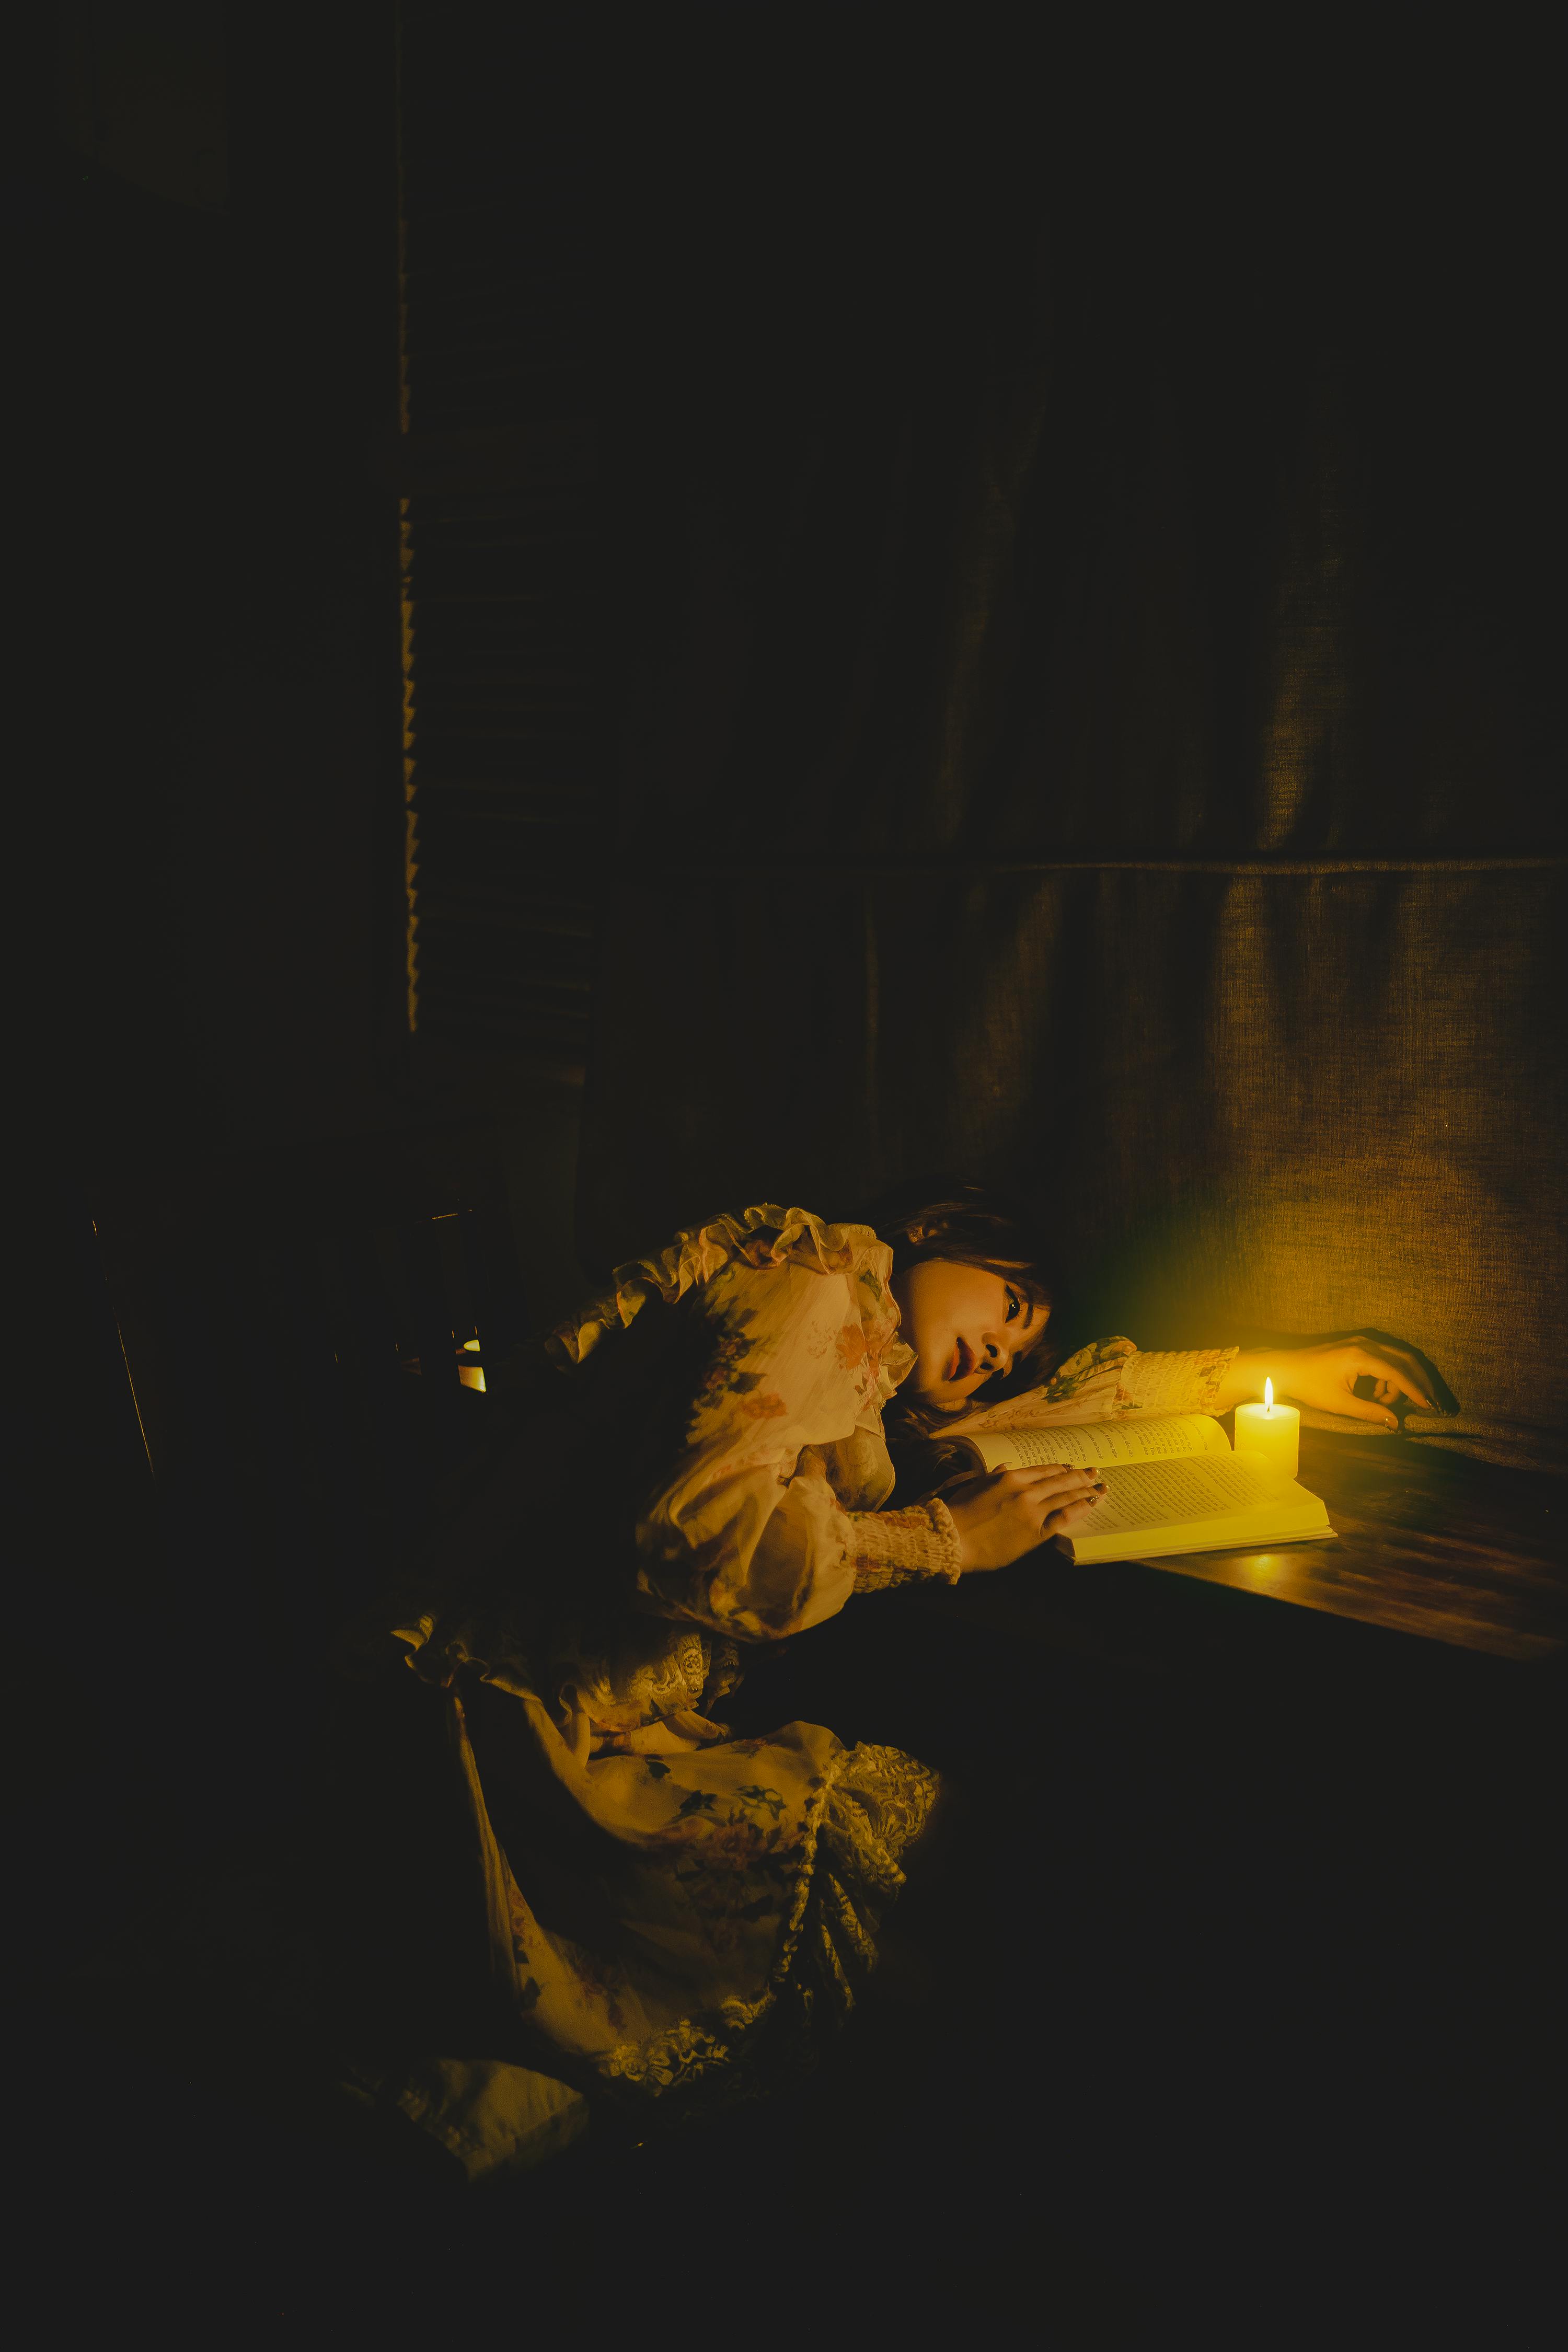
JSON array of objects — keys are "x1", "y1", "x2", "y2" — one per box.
[{"x1": 353, "y1": 1185, "x2": 1443, "y2": 2178}]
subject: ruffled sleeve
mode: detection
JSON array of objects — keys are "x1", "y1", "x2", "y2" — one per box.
[
  {"x1": 1115, "y1": 1345, "x2": 1237, "y2": 1417},
  {"x1": 846, "y1": 1500, "x2": 963, "y2": 1593},
  {"x1": 622, "y1": 1210, "x2": 925, "y2": 1642},
  {"x1": 945, "y1": 1337, "x2": 1240, "y2": 1436}
]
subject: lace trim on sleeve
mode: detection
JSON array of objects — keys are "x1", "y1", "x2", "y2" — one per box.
[
  {"x1": 1114, "y1": 1345, "x2": 1239, "y2": 1418},
  {"x1": 933, "y1": 1335, "x2": 1239, "y2": 1439},
  {"x1": 847, "y1": 1500, "x2": 963, "y2": 1594}
]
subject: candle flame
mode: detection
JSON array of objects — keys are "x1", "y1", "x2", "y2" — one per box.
[{"x1": 1264, "y1": 1377, "x2": 1274, "y2": 1413}]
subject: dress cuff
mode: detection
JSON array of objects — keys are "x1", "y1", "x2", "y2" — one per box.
[
  {"x1": 1115, "y1": 1345, "x2": 1239, "y2": 1418},
  {"x1": 848, "y1": 1500, "x2": 963, "y2": 1594}
]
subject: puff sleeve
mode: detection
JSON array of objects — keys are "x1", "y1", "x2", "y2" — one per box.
[
  {"x1": 946, "y1": 1336, "x2": 1242, "y2": 1438},
  {"x1": 631, "y1": 1254, "x2": 956, "y2": 1640}
]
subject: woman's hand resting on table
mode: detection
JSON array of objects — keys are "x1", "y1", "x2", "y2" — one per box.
[
  {"x1": 943, "y1": 1463, "x2": 1106, "y2": 1573},
  {"x1": 1215, "y1": 1335, "x2": 1447, "y2": 1428}
]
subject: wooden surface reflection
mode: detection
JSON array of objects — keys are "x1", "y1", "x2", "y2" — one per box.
[
  {"x1": 1139, "y1": 1428, "x2": 1565, "y2": 1661},
  {"x1": 924, "y1": 1427, "x2": 1566, "y2": 1665}
]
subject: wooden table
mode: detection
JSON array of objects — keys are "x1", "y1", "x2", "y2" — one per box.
[
  {"x1": 923, "y1": 1426, "x2": 1568, "y2": 1667},
  {"x1": 1130, "y1": 1426, "x2": 1566, "y2": 1663}
]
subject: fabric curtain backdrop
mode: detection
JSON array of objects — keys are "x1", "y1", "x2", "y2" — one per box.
[{"x1": 573, "y1": 36, "x2": 1564, "y2": 1471}]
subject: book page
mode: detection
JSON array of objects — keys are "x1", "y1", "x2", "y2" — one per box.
[
  {"x1": 978, "y1": 1414, "x2": 1229, "y2": 1473},
  {"x1": 1083, "y1": 1452, "x2": 1289, "y2": 1533}
]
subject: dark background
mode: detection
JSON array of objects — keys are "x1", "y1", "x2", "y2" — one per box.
[
  {"x1": 13, "y1": 7, "x2": 1564, "y2": 2336},
  {"x1": 20, "y1": 7, "x2": 1562, "y2": 1463}
]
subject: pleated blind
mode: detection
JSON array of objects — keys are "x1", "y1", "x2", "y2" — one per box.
[{"x1": 392, "y1": 9, "x2": 603, "y2": 1078}]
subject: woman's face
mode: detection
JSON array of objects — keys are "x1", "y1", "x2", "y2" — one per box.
[{"x1": 888, "y1": 1258, "x2": 1048, "y2": 1412}]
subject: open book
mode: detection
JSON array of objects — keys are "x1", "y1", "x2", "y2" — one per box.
[{"x1": 948, "y1": 1413, "x2": 1335, "y2": 1565}]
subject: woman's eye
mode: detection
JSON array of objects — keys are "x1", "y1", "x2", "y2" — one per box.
[{"x1": 1005, "y1": 1288, "x2": 1021, "y2": 1322}]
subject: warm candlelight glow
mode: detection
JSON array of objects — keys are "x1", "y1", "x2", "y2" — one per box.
[{"x1": 1236, "y1": 1377, "x2": 1299, "y2": 1478}]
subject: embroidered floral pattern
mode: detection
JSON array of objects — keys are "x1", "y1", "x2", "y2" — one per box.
[
  {"x1": 546, "y1": 1204, "x2": 913, "y2": 1397},
  {"x1": 947, "y1": 1337, "x2": 1239, "y2": 1435},
  {"x1": 379, "y1": 1206, "x2": 1221, "y2": 2174},
  {"x1": 590, "y1": 1739, "x2": 943, "y2": 2124},
  {"x1": 96, "y1": 1185, "x2": 1244, "y2": 2182}
]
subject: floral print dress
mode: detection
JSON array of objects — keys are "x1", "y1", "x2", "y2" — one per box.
[{"x1": 366, "y1": 1207, "x2": 1236, "y2": 2177}]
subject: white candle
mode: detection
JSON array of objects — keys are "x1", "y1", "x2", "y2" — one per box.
[{"x1": 1234, "y1": 1377, "x2": 1300, "y2": 1479}]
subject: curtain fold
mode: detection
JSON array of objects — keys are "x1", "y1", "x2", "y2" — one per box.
[{"x1": 579, "y1": 49, "x2": 1564, "y2": 1469}]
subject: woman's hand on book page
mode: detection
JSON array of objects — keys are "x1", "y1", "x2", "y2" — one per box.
[
  {"x1": 943, "y1": 1465, "x2": 1106, "y2": 1573},
  {"x1": 1217, "y1": 1338, "x2": 1447, "y2": 1428}
]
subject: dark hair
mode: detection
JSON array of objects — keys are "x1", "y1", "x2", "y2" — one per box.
[{"x1": 857, "y1": 1176, "x2": 1059, "y2": 1412}]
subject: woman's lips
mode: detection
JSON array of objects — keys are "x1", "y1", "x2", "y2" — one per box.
[{"x1": 947, "y1": 1337, "x2": 976, "y2": 1383}]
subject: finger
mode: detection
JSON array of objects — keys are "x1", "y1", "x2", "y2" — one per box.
[
  {"x1": 1000, "y1": 1463, "x2": 1073, "y2": 1483},
  {"x1": 1007, "y1": 1464, "x2": 1102, "y2": 1492},
  {"x1": 1371, "y1": 1376, "x2": 1427, "y2": 1412},
  {"x1": 1045, "y1": 1485, "x2": 1104, "y2": 1518},
  {"x1": 1021, "y1": 1475, "x2": 1105, "y2": 1508},
  {"x1": 1331, "y1": 1374, "x2": 1408, "y2": 1428},
  {"x1": 1337, "y1": 1397, "x2": 1405, "y2": 1428},
  {"x1": 1347, "y1": 1345, "x2": 1442, "y2": 1414},
  {"x1": 1044, "y1": 1495, "x2": 1101, "y2": 1534}
]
